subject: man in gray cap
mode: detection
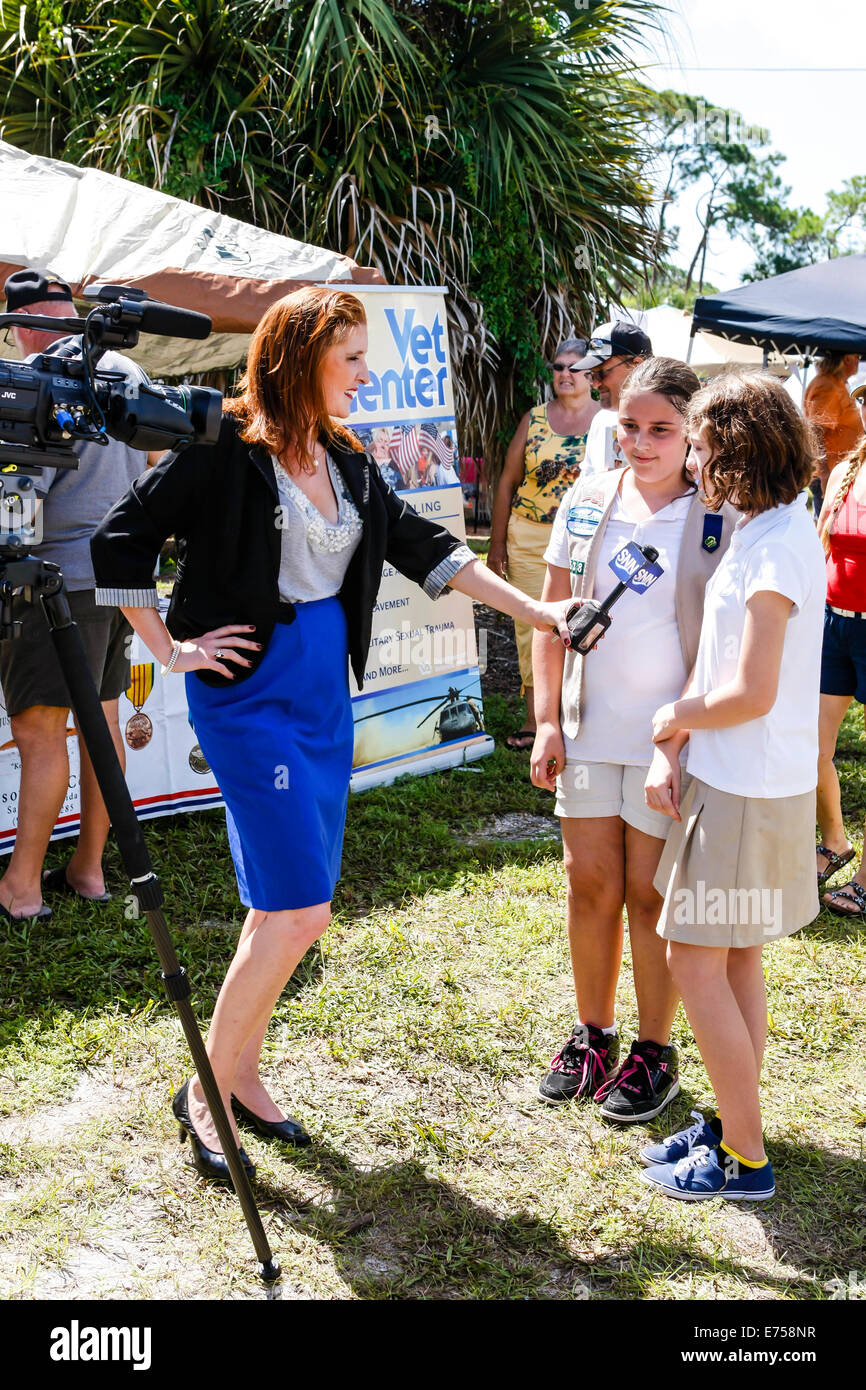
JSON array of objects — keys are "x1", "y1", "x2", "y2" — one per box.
[
  {"x1": 0, "y1": 269, "x2": 158, "y2": 921},
  {"x1": 576, "y1": 320, "x2": 653, "y2": 477}
]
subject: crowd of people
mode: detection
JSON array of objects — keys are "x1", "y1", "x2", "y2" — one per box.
[{"x1": 2, "y1": 268, "x2": 863, "y2": 1206}]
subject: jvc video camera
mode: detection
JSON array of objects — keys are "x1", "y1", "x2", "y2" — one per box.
[{"x1": 0, "y1": 283, "x2": 223, "y2": 548}]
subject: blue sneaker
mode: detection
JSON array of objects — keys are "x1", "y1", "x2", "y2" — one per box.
[
  {"x1": 640, "y1": 1144, "x2": 775, "y2": 1202},
  {"x1": 639, "y1": 1109, "x2": 722, "y2": 1167}
]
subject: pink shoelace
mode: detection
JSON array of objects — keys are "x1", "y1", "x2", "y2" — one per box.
[
  {"x1": 594, "y1": 1048, "x2": 654, "y2": 1102},
  {"x1": 550, "y1": 1036, "x2": 609, "y2": 1093}
]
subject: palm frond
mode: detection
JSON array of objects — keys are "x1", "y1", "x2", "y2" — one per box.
[{"x1": 0, "y1": 0, "x2": 671, "y2": 460}]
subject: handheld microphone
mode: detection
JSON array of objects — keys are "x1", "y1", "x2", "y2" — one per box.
[{"x1": 567, "y1": 542, "x2": 661, "y2": 654}]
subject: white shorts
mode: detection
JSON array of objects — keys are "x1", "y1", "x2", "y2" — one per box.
[{"x1": 554, "y1": 759, "x2": 690, "y2": 841}]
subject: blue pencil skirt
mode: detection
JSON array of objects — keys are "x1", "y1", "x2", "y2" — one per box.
[{"x1": 185, "y1": 597, "x2": 353, "y2": 911}]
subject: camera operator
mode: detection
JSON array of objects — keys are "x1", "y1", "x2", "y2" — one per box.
[{"x1": 0, "y1": 269, "x2": 161, "y2": 922}]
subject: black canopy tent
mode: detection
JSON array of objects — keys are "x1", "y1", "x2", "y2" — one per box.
[{"x1": 690, "y1": 254, "x2": 866, "y2": 359}]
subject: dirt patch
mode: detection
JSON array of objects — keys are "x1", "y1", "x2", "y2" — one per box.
[
  {"x1": 462, "y1": 812, "x2": 560, "y2": 845},
  {"x1": 0, "y1": 1070, "x2": 134, "y2": 1145}
]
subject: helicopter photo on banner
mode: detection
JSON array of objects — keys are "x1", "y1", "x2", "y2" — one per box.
[
  {"x1": 346, "y1": 286, "x2": 493, "y2": 790},
  {"x1": 352, "y1": 671, "x2": 485, "y2": 779}
]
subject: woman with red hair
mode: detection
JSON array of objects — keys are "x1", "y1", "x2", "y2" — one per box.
[{"x1": 92, "y1": 287, "x2": 573, "y2": 1182}]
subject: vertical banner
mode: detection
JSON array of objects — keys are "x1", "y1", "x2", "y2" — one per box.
[
  {"x1": 345, "y1": 287, "x2": 493, "y2": 790},
  {"x1": 0, "y1": 609, "x2": 222, "y2": 853}
]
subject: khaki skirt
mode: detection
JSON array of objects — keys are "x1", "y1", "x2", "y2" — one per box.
[{"x1": 653, "y1": 776, "x2": 819, "y2": 947}]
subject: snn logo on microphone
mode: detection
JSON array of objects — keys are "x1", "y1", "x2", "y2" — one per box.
[{"x1": 608, "y1": 542, "x2": 664, "y2": 593}]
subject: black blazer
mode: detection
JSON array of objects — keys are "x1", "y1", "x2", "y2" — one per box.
[{"x1": 90, "y1": 414, "x2": 469, "y2": 689}]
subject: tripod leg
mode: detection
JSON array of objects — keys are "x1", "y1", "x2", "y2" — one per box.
[{"x1": 40, "y1": 584, "x2": 280, "y2": 1284}]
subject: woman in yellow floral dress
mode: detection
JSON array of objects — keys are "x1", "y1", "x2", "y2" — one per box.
[{"x1": 488, "y1": 340, "x2": 598, "y2": 748}]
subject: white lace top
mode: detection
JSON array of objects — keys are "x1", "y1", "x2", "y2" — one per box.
[{"x1": 271, "y1": 454, "x2": 363, "y2": 603}]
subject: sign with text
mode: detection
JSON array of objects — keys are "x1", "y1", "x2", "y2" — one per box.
[{"x1": 346, "y1": 287, "x2": 492, "y2": 788}]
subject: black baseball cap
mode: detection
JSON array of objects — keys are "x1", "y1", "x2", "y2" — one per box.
[
  {"x1": 4, "y1": 268, "x2": 73, "y2": 312},
  {"x1": 573, "y1": 319, "x2": 653, "y2": 371}
]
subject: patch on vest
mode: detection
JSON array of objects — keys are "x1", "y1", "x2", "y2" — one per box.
[
  {"x1": 566, "y1": 502, "x2": 603, "y2": 538},
  {"x1": 701, "y1": 513, "x2": 724, "y2": 553},
  {"x1": 570, "y1": 559, "x2": 585, "y2": 575}
]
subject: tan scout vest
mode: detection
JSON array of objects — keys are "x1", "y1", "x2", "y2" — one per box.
[{"x1": 558, "y1": 467, "x2": 737, "y2": 740}]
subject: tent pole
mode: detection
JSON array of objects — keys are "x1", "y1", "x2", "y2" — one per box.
[
  {"x1": 686, "y1": 324, "x2": 695, "y2": 364},
  {"x1": 802, "y1": 357, "x2": 810, "y2": 405}
]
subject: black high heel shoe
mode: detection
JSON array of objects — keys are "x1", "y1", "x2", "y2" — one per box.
[
  {"x1": 231, "y1": 1093, "x2": 312, "y2": 1148},
  {"x1": 172, "y1": 1079, "x2": 257, "y2": 1183}
]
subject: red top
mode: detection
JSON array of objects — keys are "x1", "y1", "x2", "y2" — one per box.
[{"x1": 827, "y1": 485, "x2": 866, "y2": 610}]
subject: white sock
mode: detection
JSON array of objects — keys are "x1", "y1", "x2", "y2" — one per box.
[{"x1": 579, "y1": 1019, "x2": 617, "y2": 1036}]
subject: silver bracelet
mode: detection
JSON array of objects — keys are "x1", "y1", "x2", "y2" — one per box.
[{"x1": 160, "y1": 640, "x2": 182, "y2": 676}]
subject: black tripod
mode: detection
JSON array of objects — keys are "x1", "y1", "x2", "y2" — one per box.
[{"x1": 0, "y1": 554, "x2": 281, "y2": 1284}]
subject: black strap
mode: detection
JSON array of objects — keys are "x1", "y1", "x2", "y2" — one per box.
[{"x1": 161, "y1": 967, "x2": 191, "y2": 1002}]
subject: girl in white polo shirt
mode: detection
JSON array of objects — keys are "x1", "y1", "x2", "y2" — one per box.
[
  {"x1": 641, "y1": 373, "x2": 824, "y2": 1202},
  {"x1": 531, "y1": 358, "x2": 736, "y2": 1124}
]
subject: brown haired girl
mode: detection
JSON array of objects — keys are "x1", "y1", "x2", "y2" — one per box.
[
  {"x1": 642, "y1": 372, "x2": 824, "y2": 1201},
  {"x1": 92, "y1": 287, "x2": 575, "y2": 1182},
  {"x1": 531, "y1": 357, "x2": 736, "y2": 1124},
  {"x1": 814, "y1": 383, "x2": 866, "y2": 915}
]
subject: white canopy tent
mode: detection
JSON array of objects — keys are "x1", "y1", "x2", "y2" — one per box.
[
  {"x1": 0, "y1": 139, "x2": 383, "y2": 376},
  {"x1": 637, "y1": 305, "x2": 783, "y2": 376}
]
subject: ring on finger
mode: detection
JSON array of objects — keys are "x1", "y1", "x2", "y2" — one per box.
[{"x1": 214, "y1": 648, "x2": 224, "y2": 659}]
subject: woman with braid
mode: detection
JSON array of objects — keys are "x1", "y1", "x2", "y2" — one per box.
[{"x1": 815, "y1": 382, "x2": 866, "y2": 915}]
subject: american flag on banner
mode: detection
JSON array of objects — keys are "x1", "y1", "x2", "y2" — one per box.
[
  {"x1": 419, "y1": 422, "x2": 454, "y2": 466},
  {"x1": 389, "y1": 424, "x2": 421, "y2": 483}
]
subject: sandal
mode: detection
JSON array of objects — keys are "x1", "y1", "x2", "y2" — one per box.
[
  {"x1": 0, "y1": 900, "x2": 51, "y2": 924},
  {"x1": 505, "y1": 729, "x2": 536, "y2": 751},
  {"x1": 42, "y1": 864, "x2": 112, "y2": 904},
  {"x1": 822, "y1": 878, "x2": 866, "y2": 917},
  {"x1": 816, "y1": 842, "x2": 855, "y2": 889}
]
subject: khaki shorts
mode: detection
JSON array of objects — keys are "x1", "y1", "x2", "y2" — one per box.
[
  {"x1": 555, "y1": 759, "x2": 690, "y2": 841},
  {"x1": 0, "y1": 589, "x2": 132, "y2": 717},
  {"x1": 653, "y1": 776, "x2": 819, "y2": 947}
]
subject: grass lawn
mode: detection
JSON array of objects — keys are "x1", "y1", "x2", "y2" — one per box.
[{"x1": 0, "y1": 692, "x2": 864, "y2": 1301}]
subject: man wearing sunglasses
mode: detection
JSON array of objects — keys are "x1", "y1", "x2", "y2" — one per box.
[{"x1": 576, "y1": 321, "x2": 653, "y2": 478}]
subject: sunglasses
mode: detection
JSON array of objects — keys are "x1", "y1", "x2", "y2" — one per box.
[
  {"x1": 3, "y1": 311, "x2": 34, "y2": 346},
  {"x1": 551, "y1": 354, "x2": 588, "y2": 373},
  {"x1": 585, "y1": 356, "x2": 635, "y2": 383}
]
